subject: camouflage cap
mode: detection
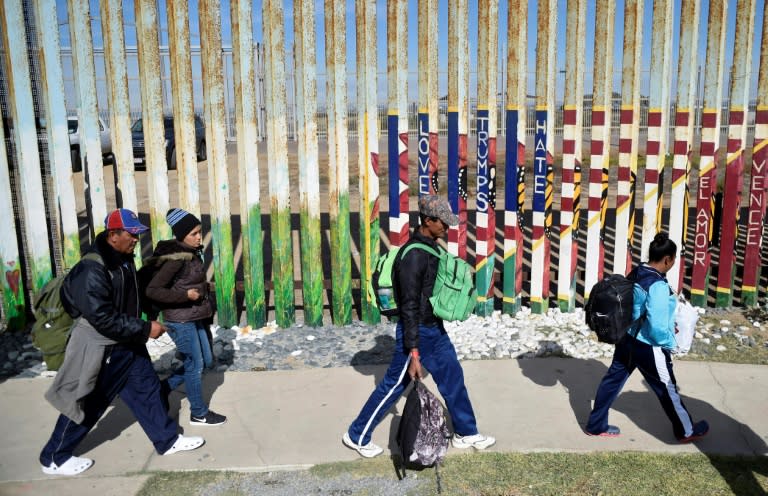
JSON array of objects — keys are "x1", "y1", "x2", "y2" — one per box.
[{"x1": 418, "y1": 195, "x2": 459, "y2": 226}]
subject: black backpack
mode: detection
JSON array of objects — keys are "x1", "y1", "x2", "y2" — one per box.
[
  {"x1": 137, "y1": 252, "x2": 192, "y2": 319},
  {"x1": 397, "y1": 381, "x2": 450, "y2": 488},
  {"x1": 136, "y1": 262, "x2": 163, "y2": 320},
  {"x1": 584, "y1": 273, "x2": 638, "y2": 344}
]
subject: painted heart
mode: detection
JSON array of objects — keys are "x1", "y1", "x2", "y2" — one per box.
[{"x1": 6, "y1": 269, "x2": 20, "y2": 295}]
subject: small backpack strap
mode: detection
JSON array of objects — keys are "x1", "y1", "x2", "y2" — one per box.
[
  {"x1": 81, "y1": 252, "x2": 104, "y2": 265},
  {"x1": 402, "y1": 242, "x2": 440, "y2": 259}
]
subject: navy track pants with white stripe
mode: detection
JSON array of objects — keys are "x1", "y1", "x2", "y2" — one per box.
[
  {"x1": 347, "y1": 323, "x2": 478, "y2": 447},
  {"x1": 586, "y1": 336, "x2": 695, "y2": 439}
]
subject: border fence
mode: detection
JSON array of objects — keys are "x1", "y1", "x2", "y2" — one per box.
[{"x1": 0, "y1": 0, "x2": 766, "y2": 331}]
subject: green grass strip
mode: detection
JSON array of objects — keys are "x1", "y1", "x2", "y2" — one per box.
[{"x1": 137, "y1": 452, "x2": 768, "y2": 496}]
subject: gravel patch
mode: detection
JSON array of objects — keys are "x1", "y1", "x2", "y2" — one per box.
[
  {"x1": 195, "y1": 471, "x2": 426, "y2": 496},
  {"x1": 1, "y1": 304, "x2": 766, "y2": 380}
]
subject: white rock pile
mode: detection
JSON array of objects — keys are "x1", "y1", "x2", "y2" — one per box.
[
  {"x1": 134, "y1": 303, "x2": 768, "y2": 374},
  {"x1": 445, "y1": 307, "x2": 617, "y2": 360}
]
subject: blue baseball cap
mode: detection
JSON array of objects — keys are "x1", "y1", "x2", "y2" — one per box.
[{"x1": 104, "y1": 208, "x2": 149, "y2": 234}]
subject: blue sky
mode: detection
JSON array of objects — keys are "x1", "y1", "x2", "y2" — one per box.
[{"x1": 58, "y1": 0, "x2": 764, "y2": 105}]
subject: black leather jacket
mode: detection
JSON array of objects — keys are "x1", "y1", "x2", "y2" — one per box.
[
  {"x1": 393, "y1": 230, "x2": 444, "y2": 350},
  {"x1": 61, "y1": 231, "x2": 151, "y2": 346}
]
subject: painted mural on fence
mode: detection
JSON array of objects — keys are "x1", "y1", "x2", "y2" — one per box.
[{"x1": 1, "y1": 0, "x2": 767, "y2": 331}]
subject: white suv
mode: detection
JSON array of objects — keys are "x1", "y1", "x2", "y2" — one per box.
[{"x1": 68, "y1": 116, "x2": 114, "y2": 172}]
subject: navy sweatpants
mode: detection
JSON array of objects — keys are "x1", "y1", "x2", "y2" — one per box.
[
  {"x1": 40, "y1": 346, "x2": 179, "y2": 466},
  {"x1": 586, "y1": 336, "x2": 695, "y2": 439},
  {"x1": 347, "y1": 323, "x2": 478, "y2": 446}
]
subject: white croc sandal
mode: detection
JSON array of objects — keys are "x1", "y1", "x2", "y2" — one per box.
[
  {"x1": 163, "y1": 434, "x2": 205, "y2": 455},
  {"x1": 41, "y1": 456, "x2": 94, "y2": 476}
]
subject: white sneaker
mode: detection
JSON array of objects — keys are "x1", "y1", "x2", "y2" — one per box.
[
  {"x1": 342, "y1": 432, "x2": 383, "y2": 458},
  {"x1": 452, "y1": 433, "x2": 496, "y2": 450},
  {"x1": 163, "y1": 434, "x2": 205, "y2": 455},
  {"x1": 41, "y1": 456, "x2": 94, "y2": 476}
]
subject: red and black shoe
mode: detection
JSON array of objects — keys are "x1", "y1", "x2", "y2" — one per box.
[
  {"x1": 586, "y1": 425, "x2": 621, "y2": 437},
  {"x1": 677, "y1": 420, "x2": 709, "y2": 443}
]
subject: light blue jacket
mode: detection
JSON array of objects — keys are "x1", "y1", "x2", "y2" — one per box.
[{"x1": 631, "y1": 265, "x2": 677, "y2": 350}]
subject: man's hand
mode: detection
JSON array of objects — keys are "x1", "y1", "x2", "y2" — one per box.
[
  {"x1": 407, "y1": 353, "x2": 423, "y2": 381},
  {"x1": 187, "y1": 288, "x2": 201, "y2": 301},
  {"x1": 149, "y1": 321, "x2": 167, "y2": 339}
]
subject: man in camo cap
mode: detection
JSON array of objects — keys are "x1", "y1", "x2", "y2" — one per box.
[
  {"x1": 417, "y1": 194, "x2": 459, "y2": 226},
  {"x1": 343, "y1": 195, "x2": 495, "y2": 458}
]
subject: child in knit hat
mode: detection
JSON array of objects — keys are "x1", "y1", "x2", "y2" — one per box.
[{"x1": 144, "y1": 208, "x2": 226, "y2": 426}]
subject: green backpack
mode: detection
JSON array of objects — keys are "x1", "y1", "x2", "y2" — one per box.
[
  {"x1": 31, "y1": 252, "x2": 103, "y2": 371},
  {"x1": 368, "y1": 243, "x2": 477, "y2": 321}
]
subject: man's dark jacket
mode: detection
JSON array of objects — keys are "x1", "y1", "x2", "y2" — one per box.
[
  {"x1": 393, "y1": 230, "x2": 444, "y2": 350},
  {"x1": 60, "y1": 231, "x2": 151, "y2": 348}
]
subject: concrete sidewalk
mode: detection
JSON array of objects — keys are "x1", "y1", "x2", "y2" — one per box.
[{"x1": 0, "y1": 358, "x2": 766, "y2": 495}]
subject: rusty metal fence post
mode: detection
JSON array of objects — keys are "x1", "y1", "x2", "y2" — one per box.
[
  {"x1": 167, "y1": 0, "x2": 201, "y2": 216},
  {"x1": 447, "y1": 0, "x2": 469, "y2": 259},
  {"x1": 34, "y1": 0, "x2": 80, "y2": 270},
  {"x1": 325, "y1": 0, "x2": 353, "y2": 324},
  {"x1": 743, "y1": 2, "x2": 768, "y2": 306},
  {"x1": 557, "y1": 0, "x2": 586, "y2": 312},
  {"x1": 231, "y1": 0, "x2": 267, "y2": 326},
  {"x1": 691, "y1": 0, "x2": 728, "y2": 306},
  {"x1": 0, "y1": 0, "x2": 53, "y2": 295},
  {"x1": 417, "y1": 0, "x2": 439, "y2": 197},
  {"x1": 293, "y1": 0, "x2": 324, "y2": 326},
  {"x1": 135, "y1": 0, "x2": 172, "y2": 245},
  {"x1": 613, "y1": 0, "x2": 643, "y2": 277},
  {"x1": 66, "y1": 0, "x2": 108, "y2": 240},
  {"x1": 387, "y1": 0, "x2": 409, "y2": 248},
  {"x1": 640, "y1": 0, "x2": 674, "y2": 261},
  {"x1": 668, "y1": 0, "x2": 700, "y2": 292},
  {"x1": 356, "y1": 0, "x2": 380, "y2": 324},
  {"x1": 717, "y1": 0, "x2": 757, "y2": 306},
  {"x1": 0, "y1": 112, "x2": 25, "y2": 329},
  {"x1": 474, "y1": 0, "x2": 498, "y2": 316},
  {"x1": 584, "y1": 0, "x2": 615, "y2": 299},
  {"x1": 530, "y1": 0, "x2": 557, "y2": 314},
  {"x1": 502, "y1": 0, "x2": 527, "y2": 315},
  {"x1": 199, "y1": 0, "x2": 237, "y2": 326}
]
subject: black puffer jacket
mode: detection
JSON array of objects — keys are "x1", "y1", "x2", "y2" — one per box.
[
  {"x1": 144, "y1": 239, "x2": 212, "y2": 323},
  {"x1": 393, "y1": 230, "x2": 444, "y2": 350},
  {"x1": 61, "y1": 231, "x2": 151, "y2": 346}
]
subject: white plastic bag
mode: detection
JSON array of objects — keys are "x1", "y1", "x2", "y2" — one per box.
[{"x1": 674, "y1": 294, "x2": 699, "y2": 354}]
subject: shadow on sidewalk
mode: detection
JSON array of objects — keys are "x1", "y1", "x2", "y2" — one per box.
[
  {"x1": 75, "y1": 371, "x2": 225, "y2": 455},
  {"x1": 615, "y1": 390, "x2": 768, "y2": 495},
  {"x1": 517, "y1": 355, "x2": 768, "y2": 495},
  {"x1": 351, "y1": 335, "x2": 396, "y2": 386},
  {"x1": 516, "y1": 355, "x2": 608, "y2": 431}
]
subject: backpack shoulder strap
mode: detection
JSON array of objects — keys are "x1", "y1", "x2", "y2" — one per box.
[
  {"x1": 628, "y1": 268, "x2": 665, "y2": 338},
  {"x1": 402, "y1": 242, "x2": 441, "y2": 258},
  {"x1": 81, "y1": 252, "x2": 104, "y2": 265},
  {"x1": 81, "y1": 251, "x2": 115, "y2": 282},
  {"x1": 634, "y1": 268, "x2": 665, "y2": 293}
]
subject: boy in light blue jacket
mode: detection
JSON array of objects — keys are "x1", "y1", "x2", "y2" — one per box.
[{"x1": 585, "y1": 233, "x2": 709, "y2": 442}]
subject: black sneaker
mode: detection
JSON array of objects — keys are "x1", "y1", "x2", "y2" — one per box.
[{"x1": 190, "y1": 410, "x2": 227, "y2": 426}]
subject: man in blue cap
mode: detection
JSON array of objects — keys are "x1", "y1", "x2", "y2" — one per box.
[{"x1": 39, "y1": 209, "x2": 204, "y2": 476}]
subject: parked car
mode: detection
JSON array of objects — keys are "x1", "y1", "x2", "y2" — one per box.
[
  {"x1": 68, "y1": 116, "x2": 114, "y2": 172},
  {"x1": 131, "y1": 115, "x2": 206, "y2": 170}
]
